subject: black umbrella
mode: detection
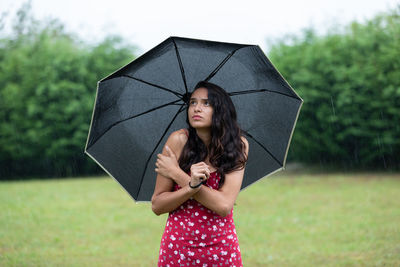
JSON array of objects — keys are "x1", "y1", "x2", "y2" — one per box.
[{"x1": 84, "y1": 36, "x2": 303, "y2": 202}]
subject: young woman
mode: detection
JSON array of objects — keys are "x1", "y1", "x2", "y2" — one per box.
[{"x1": 152, "y1": 81, "x2": 249, "y2": 266}]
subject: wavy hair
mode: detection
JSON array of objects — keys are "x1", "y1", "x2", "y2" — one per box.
[{"x1": 178, "y1": 81, "x2": 247, "y2": 187}]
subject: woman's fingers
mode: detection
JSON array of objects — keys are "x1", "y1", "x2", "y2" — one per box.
[
  {"x1": 196, "y1": 162, "x2": 209, "y2": 168},
  {"x1": 165, "y1": 146, "x2": 177, "y2": 159},
  {"x1": 156, "y1": 155, "x2": 167, "y2": 166},
  {"x1": 192, "y1": 170, "x2": 210, "y2": 181},
  {"x1": 192, "y1": 162, "x2": 210, "y2": 171},
  {"x1": 201, "y1": 169, "x2": 210, "y2": 179},
  {"x1": 190, "y1": 162, "x2": 213, "y2": 184}
]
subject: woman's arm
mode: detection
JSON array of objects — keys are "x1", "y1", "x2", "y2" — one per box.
[
  {"x1": 172, "y1": 166, "x2": 245, "y2": 217},
  {"x1": 151, "y1": 175, "x2": 200, "y2": 216},
  {"x1": 151, "y1": 130, "x2": 202, "y2": 216},
  {"x1": 166, "y1": 136, "x2": 249, "y2": 217}
]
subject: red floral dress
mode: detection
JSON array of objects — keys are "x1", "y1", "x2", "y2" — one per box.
[{"x1": 157, "y1": 171, "x2": 243, "y2": 267}]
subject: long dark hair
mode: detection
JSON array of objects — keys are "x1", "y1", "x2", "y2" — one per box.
[{"x1": 178, "y1": 81, "x2": 247, "y2": 187}]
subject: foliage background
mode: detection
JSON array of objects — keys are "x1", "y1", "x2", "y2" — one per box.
[
  {"x1": 0, "y1": 4, "x2": 399, "y2": 179},
  {"x1": 269, "y1": 8, "x2": 400, "y2": 170},
  {"x1": 0, "y1": 3, "x2": 136, "y2": 178}
]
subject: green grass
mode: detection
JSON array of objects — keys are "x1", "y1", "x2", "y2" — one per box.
[{"x1": 1, "y1": 172, "x2": 399, "y2": 266}]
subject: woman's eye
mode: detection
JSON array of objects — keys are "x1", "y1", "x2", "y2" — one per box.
[
  {"x1": 190, "y1": 101, "x2": 196, "y2": 105},
  {"x1": 204, "y1": 101, "x2": 210, "y2": 106}
]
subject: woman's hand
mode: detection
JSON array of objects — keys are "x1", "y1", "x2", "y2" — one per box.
[
  {"x1": 190, "y1": 162, "x2": 211, "y2": 188},
  {"x1": 155, "y1": 146, "x2": 180, "y2": 180}
]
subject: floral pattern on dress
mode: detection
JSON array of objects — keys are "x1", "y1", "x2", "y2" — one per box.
[{"x1": 158, "y1": 171, "x2": 243, "y2": 267}]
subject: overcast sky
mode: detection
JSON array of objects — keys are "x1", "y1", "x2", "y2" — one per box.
[{"x1": 1, "y1": 0, "x2": 398, "y2": 53}]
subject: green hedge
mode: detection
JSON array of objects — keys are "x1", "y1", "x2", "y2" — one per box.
[
  {"x1": 0, "y1": 4, "x2": 135, "y2": 178},
  {"x1": 269, "y1": 7, "x2": 400, "y2": 169},
  {"x1": 1, "y1": 4, "x2": 399, "y2": 179}
]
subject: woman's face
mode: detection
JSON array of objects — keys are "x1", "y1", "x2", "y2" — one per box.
[{"x1": 188, "y1": 87, "x2": 213, "y2": 130}]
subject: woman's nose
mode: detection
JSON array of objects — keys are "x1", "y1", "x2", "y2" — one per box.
[{"x1": 194, "y1": 104, "x2": 202, "y2": 112}]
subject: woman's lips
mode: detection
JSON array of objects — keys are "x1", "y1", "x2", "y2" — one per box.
[{"x1": 192, "y1": 115, "x2": 202, "y2": 120}]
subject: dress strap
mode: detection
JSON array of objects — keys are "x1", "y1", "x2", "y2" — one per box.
[{"x1": 183, "y1": 128, "x2": 189, "y2": 137}]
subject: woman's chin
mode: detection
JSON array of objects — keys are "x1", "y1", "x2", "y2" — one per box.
[
  {"x1": 189, "y1": 119, "x2": 211, "y2": 128},
  {"x1": 190, "y1": 125, "x2": 211, "y2": 131}
]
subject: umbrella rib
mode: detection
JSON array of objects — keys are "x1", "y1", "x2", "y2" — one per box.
[
  {"x1": 136, "y1": 104, "x2": 187, "y2": 197},
  {"x1": 121, "y1": 74, "x2": 183, "y2": 97},
  {"x1": 172, "y1": 39, "x2": 188, "y2": 94},
  {"x1": 204, "y1": 47, "x2": 243, "y2": 82},
  {"x1": 243, "y1": 131, "x2": 283, "y2": 166},
  {"x1": 86, "y1": 99, "x2": 182, "y2": 150},
  {"x1": 229, "y1": 89, "x2": 299, "y2": 100}
]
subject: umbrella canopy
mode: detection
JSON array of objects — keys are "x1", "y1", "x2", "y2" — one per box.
[{"x1": 85, "y1": 36, "x2": 303, "y2": 202}]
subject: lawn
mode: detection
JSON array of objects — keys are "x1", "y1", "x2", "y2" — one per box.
[{"x1": 1, "y1": 172, "x2": 399, "y2": 266}]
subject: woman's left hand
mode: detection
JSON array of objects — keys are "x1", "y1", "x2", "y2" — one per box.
[{"x1": 155, "y1": 146, "x2": 180, "y2": 180}]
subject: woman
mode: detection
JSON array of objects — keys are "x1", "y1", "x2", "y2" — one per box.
[{"x1": 152, "y1": 81, "x2": 249, "y2": 266}]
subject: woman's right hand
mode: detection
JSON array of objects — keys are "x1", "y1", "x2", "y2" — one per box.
[{"x1": 190, "y1": 162, "x2": 211, "y2": 188}]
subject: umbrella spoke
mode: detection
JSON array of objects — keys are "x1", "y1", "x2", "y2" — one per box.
[
  {"x1": 87, "y1": 99, "x2": 182, "y2": 150},
  {"x1": 137, "y1": 104, "x2": 187, "y2": 196},
  {"x1": 229, "y1": 89, "x2": 299, "y2": 100},
  {"x1": 204, "y1": 47, "x2": 243, "y2": 82},
  {"x1": 170, "y1": 103, "x2": 186, "y2": 106},
  {"x1": 118, "y1": 99, "x2": 183, "y2": 123},
  {"x1": 121, "y1": 74, "x2": 183, "y2": 98},
  {"x1": 172, "y1": 39, "x2": 189, "y2": 94},
  {"x1": 243, "y1": 131, "x2": 283, "y2": 167}
]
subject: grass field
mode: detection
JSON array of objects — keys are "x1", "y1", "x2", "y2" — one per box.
[{"x1": 1, "y1": 172, "x2": 399, "y2": 266}]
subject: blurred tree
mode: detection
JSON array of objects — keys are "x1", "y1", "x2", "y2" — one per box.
[
  {"x1": 269, "y1": 6, "x2": 400, "y2": 169},
  {"x1": 1, "y1": 3, "x2": 399, "y2": 178},
  {"x1": 0, "y1": 2, "x2": 136, "y2": 178}
]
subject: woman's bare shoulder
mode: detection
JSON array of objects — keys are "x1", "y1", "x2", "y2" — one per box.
[
  {"x1": 240, "y1": 135, "x2": 249, "y2": 155},
  {"x1": 165, "y1": 129, "x2": 188, "y2": 157},
  {"x1": 169, "y1": 129, "x2": 188, "y2": 143}
]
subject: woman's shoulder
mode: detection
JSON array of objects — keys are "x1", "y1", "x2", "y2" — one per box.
[
  {"x1": 165, "y1": 129, "x2": 188, "y2": 156},
  {"x1": 241, "y1": 135, "x2": 248, "y2": 145},
  {"x1": 169, "y1": 129, "x2": 188, "y2": 143},
  {"x1": 240, "y1": 135, "x2": 249, "y2": 155}
]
